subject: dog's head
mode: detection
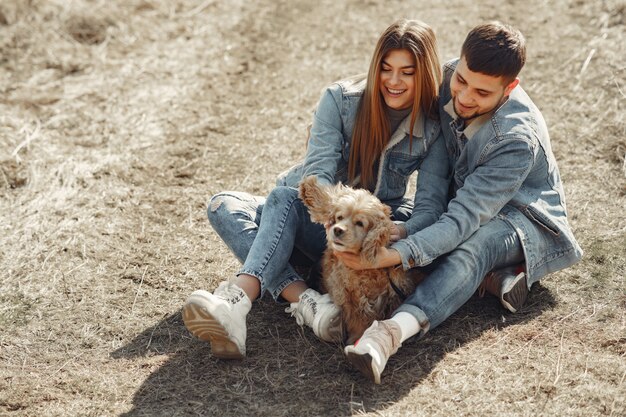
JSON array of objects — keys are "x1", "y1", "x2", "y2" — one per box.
[{"x1": 299, "y1": 176, "x2": 393, "y2": 262}]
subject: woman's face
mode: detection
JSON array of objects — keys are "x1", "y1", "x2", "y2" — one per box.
[{"x1": 379, "y1": 49, "x2": 416, "y2": 110}]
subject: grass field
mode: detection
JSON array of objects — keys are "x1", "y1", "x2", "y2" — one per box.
[{"x1": 1, "y1": 0, "x2": 624, "y2": 416}]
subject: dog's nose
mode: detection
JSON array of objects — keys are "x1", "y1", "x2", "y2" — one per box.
[{"x1": 333, "y1": 226, "x2": 343, "y2": 237}]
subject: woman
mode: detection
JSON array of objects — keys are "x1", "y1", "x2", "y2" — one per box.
[{"x1": 182, "y1": 19, "x2": 450, "y2": 359}]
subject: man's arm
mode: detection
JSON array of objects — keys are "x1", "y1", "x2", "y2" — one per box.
[{"x1": 392, "y1": 135, "x2": 535, "y2": 270}]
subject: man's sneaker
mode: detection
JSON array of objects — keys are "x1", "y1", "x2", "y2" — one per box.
[
  {"x1": 182, "y1": 281, "x2": 252, "y2": 359},
  {"x1": 344, "y1": 320, "x2": 402, "y2": 384},
  {"x1": 478, "y1": 265, "x2": 529, "y2": 313},
  {"x1": 285, "y1": 288, "x2": 342, "y2": 343}
]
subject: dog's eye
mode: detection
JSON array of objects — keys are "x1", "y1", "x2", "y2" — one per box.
[
  {"x1": 355, "y1": 220, "x2": 364, "y2": 227},
  {"x1": 336, "y1": 215, "x2": 343, "y2": 221}
]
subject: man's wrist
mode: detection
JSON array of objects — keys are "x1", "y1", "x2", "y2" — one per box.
[{"x1": 382, "y1": 248, "x2": 402, "y2": 268}]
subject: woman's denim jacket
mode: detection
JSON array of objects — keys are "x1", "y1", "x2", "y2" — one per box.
[
  {"x1": 277, "y1": 77, "x2": 450, "y2": 235},
  {"x1": 391, "y1": 59, "x2": 583, "y2": 283}
]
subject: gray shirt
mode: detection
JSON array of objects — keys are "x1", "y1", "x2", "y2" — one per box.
[{"x1": 387, "y1": 106, "x2": 413, "y2": 136}]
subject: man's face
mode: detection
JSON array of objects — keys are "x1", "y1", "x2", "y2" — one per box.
[{"x1": 450, "y1": 57, "x2": 519, "y2": 123}]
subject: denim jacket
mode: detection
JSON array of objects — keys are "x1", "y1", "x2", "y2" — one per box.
[
  {"x1": 277, "y1": 77, "x2": 450, "y2": 235},
  {"x1": 392, "y1": 59, "x2": 582, "y2": 283}
]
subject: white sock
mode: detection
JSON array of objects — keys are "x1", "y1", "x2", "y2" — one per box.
[{"x1": 389, "y1": 312, "x2": 420, "y2": 343}]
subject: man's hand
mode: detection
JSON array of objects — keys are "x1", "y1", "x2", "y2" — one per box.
[
  {"x1": 334, "y1": 247, "x2": 402, "y2": 270},
  {"x1": 390, "y1": 223, "x2": 407, "y2": 242}
]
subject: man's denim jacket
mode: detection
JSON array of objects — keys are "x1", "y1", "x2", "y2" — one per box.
[
  {"x1": 391, "y1": 59, "x2": 583, "y2": 283},
  {"x1": 277, "y1": 77, "x2": 450, "y2": 236}
]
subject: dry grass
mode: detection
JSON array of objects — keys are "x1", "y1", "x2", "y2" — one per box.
[{"x1": 0, "y1": 0, "x2": 624, "y2": 416}]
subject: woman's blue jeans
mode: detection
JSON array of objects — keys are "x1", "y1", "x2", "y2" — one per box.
[{"x1": 208, "y1": 186, "x2": 413, "y2": 300}]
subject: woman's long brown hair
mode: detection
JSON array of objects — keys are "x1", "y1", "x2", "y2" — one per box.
[{"x1": 348, "y1": 19, "x2": 442, "y2": 190}]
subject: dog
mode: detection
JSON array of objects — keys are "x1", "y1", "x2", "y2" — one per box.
[{"x1": 299, "y1": 176, "x2": 423, "y2": 344}]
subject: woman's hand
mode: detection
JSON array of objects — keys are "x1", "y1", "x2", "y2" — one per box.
[{"x1": 334, "y1": 247, "x2": 402, "y2": 270}]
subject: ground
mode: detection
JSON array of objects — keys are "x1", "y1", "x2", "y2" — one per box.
[{"x1": 0, "y1": 0, "x2": 624, "y2": 416}]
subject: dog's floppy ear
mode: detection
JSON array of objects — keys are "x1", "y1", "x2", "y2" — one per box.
[
  {"x1": 360, "y1": 205, "x2": 392, "y2": 263},
  {"x1": 299, "y1": 176, "x2": 334, "y2": 225}
]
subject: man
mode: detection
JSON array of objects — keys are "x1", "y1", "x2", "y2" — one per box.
[{"x1": 337, "y1": 22, "x2": 583, "y2": 384}]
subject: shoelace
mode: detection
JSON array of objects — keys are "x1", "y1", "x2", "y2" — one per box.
[
  {"x1": 285, "y1": 291, "x2": 320, "y2": 327},
  {"x1": 357, "y1": 321, "x2": 401, "y2": 357},
  {"x1": 217, "y1": 283, "x2": 246, "y2": 305},
  {"x1": 285, "y1": 303, "x2": 308, "y2": 326}
]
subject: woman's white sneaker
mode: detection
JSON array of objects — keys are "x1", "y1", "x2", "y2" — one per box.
[
  {"x1": 182, "y1": 281, "x2": 252, "y2": 359},
  {"x1": 285, "y1": 288, "x2": 343, "y2": 342}
]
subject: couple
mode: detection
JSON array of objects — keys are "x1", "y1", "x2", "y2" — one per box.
[{"x1": 182, "y1": 20, "x2": 582, "y2": 384}]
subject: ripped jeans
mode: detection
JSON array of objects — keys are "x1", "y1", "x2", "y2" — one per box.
[{"x1": 208, "y1": 186, "x2": 413, "y2": 300}]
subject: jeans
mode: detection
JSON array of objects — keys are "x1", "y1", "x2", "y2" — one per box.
[
  {"x1": 208, "y1": 186, "x2": 414, "y2": 300},
  {"x1": 395, "y1": 217, "x2": 525, "y2": 335}
]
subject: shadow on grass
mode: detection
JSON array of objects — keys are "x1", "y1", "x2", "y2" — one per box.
[{"x1": 112, "y1": 284, "x2": 556, "y2": 417}]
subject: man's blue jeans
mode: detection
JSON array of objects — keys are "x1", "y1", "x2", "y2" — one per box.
[{"x1": 395, "y1": 217, "x2": 525, "y2": 336}]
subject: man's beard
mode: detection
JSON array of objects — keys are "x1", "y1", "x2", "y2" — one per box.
[
  {"x1": 453, "y1": 95, "x2": 507, "y2": 123},
  {"x1": 456, "y1": 106, "x2": 492, "y2": 123}
]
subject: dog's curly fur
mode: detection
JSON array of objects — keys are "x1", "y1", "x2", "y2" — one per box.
[{"x1": 299, "y1": 176, "x2": 423, "y2": 344}]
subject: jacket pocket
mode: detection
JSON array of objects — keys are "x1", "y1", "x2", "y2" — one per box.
[
  {"x1": 388, "y1": 153, "x2": 420, "y2": 187},
  {"x1": 524, "y1": 205, "x2": 560, "y2": 236},
  {"x1": 387, "y1": 151, "x2": 421, "y2": 176}
]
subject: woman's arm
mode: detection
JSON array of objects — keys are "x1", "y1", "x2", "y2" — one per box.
[
  {"x1": 300, "y1": 85, "x2": 346, "y2": 186},
  {"x1": 403, "y1": 129, "x2": 451, "y2": 235},
  {"x1": 334, "y1": 124, "x2": 450, "y2": 271}
]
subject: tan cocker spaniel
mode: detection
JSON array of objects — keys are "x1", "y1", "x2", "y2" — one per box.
[{"x1": 299, "y1": 176, "x2": 423, "y2": 344}]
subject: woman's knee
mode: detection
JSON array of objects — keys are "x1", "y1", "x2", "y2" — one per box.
[
  {"x1": 207, "y1": 192, "x2": 229, "y2": 221},
  {"x1": 207, "y1": 191, "x2": 253, "y2": 225},
  {"x1": 266, "y1": 186, "x2": 299, "y2": 207}
]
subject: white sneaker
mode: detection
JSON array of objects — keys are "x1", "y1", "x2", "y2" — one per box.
[
  {"x1": 182, "y1": 281, "x2": 252, "y2": 359},
  {"x1": 285, "y1": 288, "x2": 342, "y2": 343},
  {"x1": 344, "y1": 320, "x2": 402, "y2": 384}
]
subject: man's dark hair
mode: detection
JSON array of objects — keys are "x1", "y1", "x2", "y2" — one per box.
[{"x1": 461, "y1": 22, "x2": 526, "y2": 83}]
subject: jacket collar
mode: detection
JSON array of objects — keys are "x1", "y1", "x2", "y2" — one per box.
[
  {"x1": 388, "y1": 109, "x2": 425, "y2": 146},
  {"x1": 372, "y1": 110, "x2": 425, "y2": 196}
]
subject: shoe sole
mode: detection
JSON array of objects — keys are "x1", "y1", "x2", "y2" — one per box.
[
  {"x1": 345, "y1": 351, "x2": 380, "y2": 384},
  {"x1": 182, "y1": 300, "x2": 244, "y2": 360},
  {"x1": 502, "y1": 273, "x2": 528, "y2": 313}
]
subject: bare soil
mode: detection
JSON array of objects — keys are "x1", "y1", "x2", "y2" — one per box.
[{"x1": 0, "y1": 0, "x2": 624, "y2": 416}]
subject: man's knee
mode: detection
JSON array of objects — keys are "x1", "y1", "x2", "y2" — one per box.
[{"x1": 453, "y1": 219, "x2": 521, "y2": 273}]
